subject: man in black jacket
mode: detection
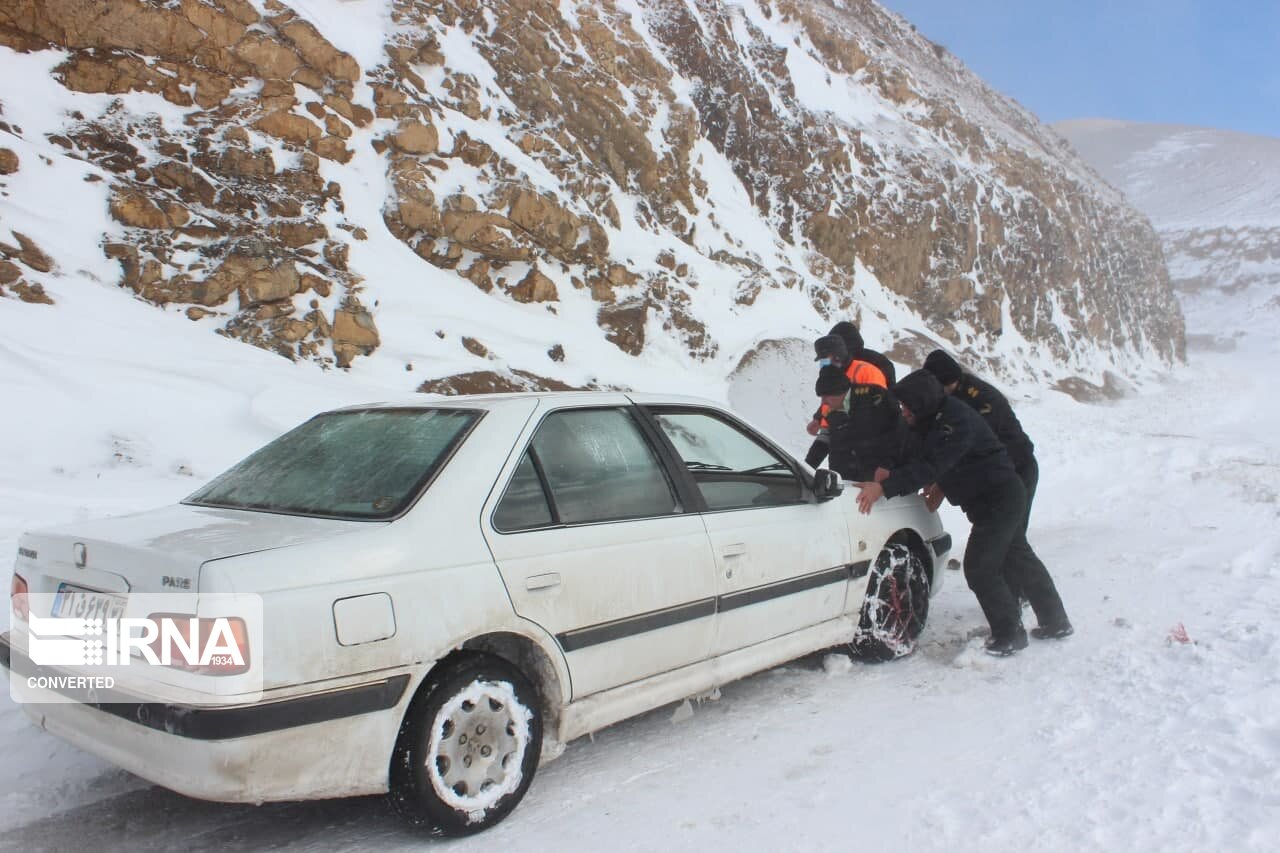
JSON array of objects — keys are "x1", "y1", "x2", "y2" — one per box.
[
  {"x1": 812, "y1": 364, "x2": 903, "y2": 481},
  {"x1": 830, "y1": 321, "x2": 897, "y2": 386},
  {"x1": 923, "y1": 349, "x2": 1034, "y2": 494},
  {"x1": 854, "y1": 370, "x2": 1071, "y2": 655},
  {"x1": 922, "y1": 350, "x2": 1071, "y2": 639}
]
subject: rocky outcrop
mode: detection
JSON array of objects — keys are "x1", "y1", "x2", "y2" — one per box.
[
  {"x1": 0, "y1": 230, "x2": 56, "y2": 304},
  {"x1": 1, "y1": 0, "x2": 366, "y2": 364},
  {"x1": 1162, "y1": 226, "x2": 1280, "y2": 294},
  {"x1": 0, "y1": 0, "x2": 1183, "y2": 383},
  {"x1": 331, "y1": 304, "x2": 380, "y2": 367},
  {"x1": 368, "y1": 0, "x2": 1180, "y2": 368},
  {"x1": 417, "y1": 369, "x2": 586, "y2": 395}
]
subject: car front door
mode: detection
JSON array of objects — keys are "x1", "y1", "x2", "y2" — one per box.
[
  {"x1": 481, "y1": 405, "x2": 719, "y2": 699},
  {"x1": 641, "y1": 406, "x2": 852, "y2": 656}
]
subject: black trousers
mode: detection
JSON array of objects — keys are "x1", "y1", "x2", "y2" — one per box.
[
  {"x1": 1010, "y1": 457, "x2": 1069, "y2": 627},
  {"x1": 1004, "y1": 458, "x2": 1039, "y2": 600},
  {"x1": 962, "y1": 476, "x2": 1026, "y2": 639},
  {"x1": 962, "y1": 472, "x2": 1069, "y2": 638}
]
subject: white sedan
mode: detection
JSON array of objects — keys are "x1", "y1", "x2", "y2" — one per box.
[{"x1": 4, "y1": 391, "x2": 950, "y2": 835}]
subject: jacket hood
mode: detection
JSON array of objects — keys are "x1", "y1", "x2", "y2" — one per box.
[
  {"x1": 829, "y1": 321, "x2": 863, "y2": 353},
  {"x1": 894, "y1": 369, "x2": 947, "y2": 423},
  {"x1": 922, "y1": 349, "x2": 963, "y2": 386}
]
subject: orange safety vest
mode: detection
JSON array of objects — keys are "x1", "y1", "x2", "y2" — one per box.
[{"x1": 819, "y1": 359, "x2": 888, "y2": 426}]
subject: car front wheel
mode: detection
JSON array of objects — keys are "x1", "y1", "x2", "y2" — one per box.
[
  {"x1": 852, "y1": 542, "x2": 930, "y2": 661},
  {"x1": 390, "y1": 654, "x2": 543, "y2": 835}
]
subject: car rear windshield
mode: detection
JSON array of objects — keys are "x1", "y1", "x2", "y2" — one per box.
[{"x1": 184, "y1": 408, "x2": 480, "y2": 520}]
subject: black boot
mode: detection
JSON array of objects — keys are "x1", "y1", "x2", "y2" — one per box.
[
  {"x1": 1031, "y1": 621, "x2": 1074, "y2": 640},
  {"x1": 984, "y1": 627, "x2": 1029, "y2": 656}
]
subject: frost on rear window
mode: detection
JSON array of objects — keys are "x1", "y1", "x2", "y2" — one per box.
[{"x1": 185, "y1": 409, "x2": 479, "y2": 520}]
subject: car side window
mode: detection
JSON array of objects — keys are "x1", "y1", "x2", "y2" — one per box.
[
  {"x1": 510, "y1": 408, "x2": 679, "y2": 527},
  {"x1": 650, "y1": 410, "x2": 804, "y2": 511},
  {"x1": 493, "y1": 451, "x2": 555, "y2": 532}
]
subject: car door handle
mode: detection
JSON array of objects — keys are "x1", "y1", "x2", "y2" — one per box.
[
  {"x1": 525, "y1": 573, "x2": 561, "y2": 590},
  {"x1": 721, "y1": 543, "x2": 747, "y2": 558}
]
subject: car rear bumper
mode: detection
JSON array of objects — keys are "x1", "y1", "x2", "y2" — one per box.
[{"x1": 1, "y1": 632, "x2": 411, "y2": 802}]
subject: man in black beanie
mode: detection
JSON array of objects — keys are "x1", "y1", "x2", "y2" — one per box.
[
  {"x1": 814, "y1": 362, "x2": 851, "y2": 398},
  {"x1": 921, "y1": 350, "x2": 1069, "y2": 639},
  {"x1": 922, "y1": 350, "x2": 1035, "y2": 489},
  {"x1": 853, "y1": 370, "x2": 1071, "y2": 655},
  {"x1": 830, "y1": 320, "x2": 897, "y2": 385}
]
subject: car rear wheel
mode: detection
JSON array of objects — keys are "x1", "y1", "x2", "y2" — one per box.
[
  {"x1": 390, "y1": 654, "x2": 543, "y2": 835},
  {"x1": 852, "y1": 543, "x2": 930, "y2": 661}
]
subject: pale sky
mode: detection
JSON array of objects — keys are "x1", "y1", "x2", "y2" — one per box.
[{"x1": 879, "y1": 0, "x2": 1280, "y2": 138}]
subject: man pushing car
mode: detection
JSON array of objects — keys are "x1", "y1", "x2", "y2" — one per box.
[{"x1": 852, "y1": 369, "x2": 1072, "y2": 656}]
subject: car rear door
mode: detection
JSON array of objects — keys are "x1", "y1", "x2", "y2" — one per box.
[
  {"x1": 638, "y1": 405, "x2": 852, "y2": 657},
  {"x1": 481, "y1": 403, "x2": 719, "y2": 699}
]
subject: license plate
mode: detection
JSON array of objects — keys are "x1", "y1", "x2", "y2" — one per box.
[{"x1": 52, "y1": 583, "x2": 127, "y2": 621}]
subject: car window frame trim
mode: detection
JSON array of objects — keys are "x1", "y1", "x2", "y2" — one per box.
[
  {"x1": 633, "y1": 404, "x2": 818, "y2": 515},
  {"x1": 488, "y1": 404, "x2": 686, "y2": 535}
]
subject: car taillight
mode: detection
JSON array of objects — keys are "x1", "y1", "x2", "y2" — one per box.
[
  {"x1": 10, "y1": 574, "x2": 28, "y2": 622},
  {"x1": 146, "y1": 613, "x2": 251, "y2": 676}
]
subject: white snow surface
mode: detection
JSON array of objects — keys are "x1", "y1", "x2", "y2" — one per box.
[{"x1": 0, "y1": 266, "x2": 1277, "y2": 850}]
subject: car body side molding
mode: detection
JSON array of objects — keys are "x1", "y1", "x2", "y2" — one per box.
[
  {"x1": 555, "y1": 561, "x2": 877, "y2": 652},
  {"x1": 717, "y1": 565, "x2": 849, "y2": 613},
  {"x1": 556, "y1": 598, "x2": 717, "y2": 652}
]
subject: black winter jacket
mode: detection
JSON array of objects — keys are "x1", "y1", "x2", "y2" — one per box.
[
  {"x1": 829, "y1": 321, "x2": 897, "y2": 385},
  {"x1": 855, "y1": 348, "x2": 897, "y2": 387},
  {"x1": 882, "y1": 370, "x2": 1017, "y2": 511},
  {"x1": 953, "y1": 374, "x2": 1035, "y2": 471},
  {"x1": 825, "y1": 383, "x2": 904, "y2": 480}
]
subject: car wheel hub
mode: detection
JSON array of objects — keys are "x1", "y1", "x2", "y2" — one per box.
[{"x1": 427, "y1": 679, "x2": 532, "y2": 815}]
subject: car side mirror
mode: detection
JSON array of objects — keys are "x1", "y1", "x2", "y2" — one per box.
[{"x1": 813, "y1": 469, "x2": 843, "y2": 502}]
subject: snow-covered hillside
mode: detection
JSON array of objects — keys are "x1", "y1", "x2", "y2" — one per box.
[
  {"x1": 1, "y1": 0, "x2": 1182, "y2": 397},
  {"x1": 1056, "y1": 119, "x2": 1280, "y2": 232},
  {"x1": 1055, "y1": 119, "x2": 1280, "y2": 344},
  {"x1": 1, "y1": 249, "x2": 1276, "y2": 850}
]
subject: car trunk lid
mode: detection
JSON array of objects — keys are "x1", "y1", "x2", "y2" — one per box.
[{"x1": 15, "y1": 504, "x2": 371, "y2": 601}]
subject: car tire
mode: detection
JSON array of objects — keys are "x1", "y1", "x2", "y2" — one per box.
[
  {"x1": 852, "y1": 543, "x2": 930, "y2": 661},
  {"x1": 389, "y1": 654, "x2": 543, "y2": 836}
]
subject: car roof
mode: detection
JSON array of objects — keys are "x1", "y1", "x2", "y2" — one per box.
[{"x1": 328, "y1": 390, "x2": 728, "y2": 414}]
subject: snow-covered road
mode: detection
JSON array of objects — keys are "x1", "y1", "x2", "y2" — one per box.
[{"x1": 2, "y1": 296, "x2": 1278, "y2": 851}]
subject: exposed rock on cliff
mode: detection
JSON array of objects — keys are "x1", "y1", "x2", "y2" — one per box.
[{"x1": 0, "y1": 0, "x2": 1183, "y2": 386}]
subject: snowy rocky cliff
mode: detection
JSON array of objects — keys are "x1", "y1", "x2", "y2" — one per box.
[
  {"x1": 0, "y1": 0, "x2": 1183, "y2": 394},
  {"x1": 1055, "y1": 118, "x2": 1280, "y2": 346}
]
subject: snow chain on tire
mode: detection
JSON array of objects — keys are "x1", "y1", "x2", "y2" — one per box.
[{"x1": 852, "y1": 542, "x2": 930, "y2": 661}]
